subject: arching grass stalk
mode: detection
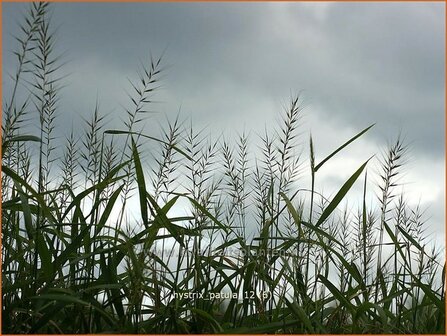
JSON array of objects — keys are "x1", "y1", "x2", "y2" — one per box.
[{"x1": 375, "y1": 137, "x2": 407, "y2": 303}]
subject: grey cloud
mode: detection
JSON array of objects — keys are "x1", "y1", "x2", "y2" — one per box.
[{"x1": 3, "y1": 2, "x2": 444, "y2": 167}]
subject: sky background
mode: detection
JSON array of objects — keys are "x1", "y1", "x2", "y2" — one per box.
[{"x1": 2, "y1": 2, "x2": 445, "y2": 246}]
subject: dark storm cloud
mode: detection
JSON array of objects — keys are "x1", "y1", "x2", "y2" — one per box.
[{"x1": 3, "y1": 3, "x2": 444, "y2": 159}]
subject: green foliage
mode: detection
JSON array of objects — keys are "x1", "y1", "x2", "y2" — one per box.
[{"x1": 2, "y1": 3, "x2": 444, "y2": 334}]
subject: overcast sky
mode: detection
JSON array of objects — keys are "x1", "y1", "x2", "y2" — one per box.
[{"x1": 3, "y1": 2, "x2": 445, "y2": 245}]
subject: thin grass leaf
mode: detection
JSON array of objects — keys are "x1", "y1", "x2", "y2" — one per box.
[
  {"x1": 314, "y1": 124, "x2": 374, "y2": 172},
  {"x1": 316, "y1": 158, "x2": 371, "y2": 227},
  {"x1": 131, "y1": 137, "x2": 149, "y2": 228}
]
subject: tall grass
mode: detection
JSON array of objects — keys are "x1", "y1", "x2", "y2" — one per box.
[{"x1": 2, "y1": 3, "x2": 445, "y2": 334}]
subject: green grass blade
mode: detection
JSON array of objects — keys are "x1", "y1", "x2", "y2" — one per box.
[
  {"x1": 284, "y1": 299, "x2": 315, "y2": 333},
  {"x1": 314, "y1": 124, "x2": 374, "y2": 172},
  {"x1": 318, "y1": 275, "x2": 354, "y2": 313},
  {"x1": 146, "y1": 193, "x2": 185, "y2": 247},
  {"x1": 95, "y1": 184, "x2": 125, "y2": 234},
  {"x1": 189, "y1": 308, "x2": 223, "y2": 333},
  {"x1": 2, "y1": 135, "x2": 41, "y2": 155},
  {"x1": 316, "y1": 159, "x2": 370, "y2": 227},
  {"x1": 131, "y1": 137, "x2": 149, "y2": 228}
]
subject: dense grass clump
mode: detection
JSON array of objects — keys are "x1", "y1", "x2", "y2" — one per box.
[{"x1": 2, "y1": 3, "x2": 445, "y2": 334}]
